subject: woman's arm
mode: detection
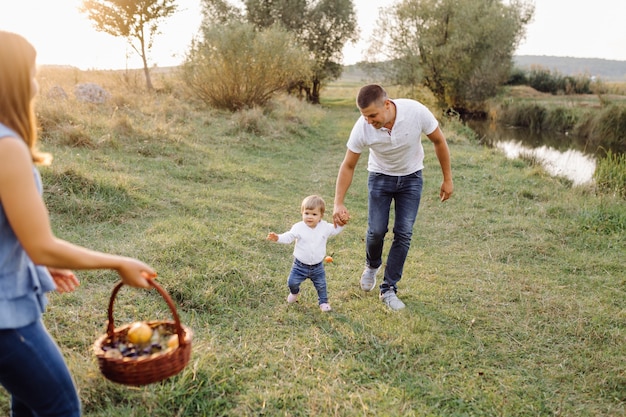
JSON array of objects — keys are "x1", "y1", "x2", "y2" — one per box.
[{"x1": 0, "y1": 137, "x2": 155, "y2": 288}]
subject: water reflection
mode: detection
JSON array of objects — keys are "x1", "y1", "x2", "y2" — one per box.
[
  {"x1": 467, "y1": 120, "x2": 596, "y2": 186},
  {"x1": 495, "y1": 141, "x2": 596, "y2": 186}
]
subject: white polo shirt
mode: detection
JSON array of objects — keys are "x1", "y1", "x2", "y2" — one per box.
[{"x1": 346, "y1": 98, "x2": 439, "y2": 176}]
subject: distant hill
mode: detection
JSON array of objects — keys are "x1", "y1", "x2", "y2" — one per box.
[
  {"x1": 514, "y1": 55, "x2": 626, "y2": 81},
  {"x1": 346, "y1": 56, "x2": 626, "y2": 83}
]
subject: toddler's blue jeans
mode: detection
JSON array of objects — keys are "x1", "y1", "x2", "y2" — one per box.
[{"x1": 288, "y1": 258, "x2": 328, "y2": 304}]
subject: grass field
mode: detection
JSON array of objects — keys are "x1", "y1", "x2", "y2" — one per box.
[{"x1": 0, "y1": 68, "x2": 624, "y2": 416}]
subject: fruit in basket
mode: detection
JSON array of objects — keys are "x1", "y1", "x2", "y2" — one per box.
[
  {"x1": 167, "y1": 334, "x2": 179, "y2": 350},
  {"x1": 99, "y1": 323, "x2": 182, "y2": 360},
  {"x1": 127, "y1": 322, "x2": 153, "y2": 345}
]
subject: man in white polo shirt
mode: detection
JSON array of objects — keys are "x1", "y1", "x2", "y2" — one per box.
[{"x1": 332, "y1": 84, "x2": 453, "y2": 310}]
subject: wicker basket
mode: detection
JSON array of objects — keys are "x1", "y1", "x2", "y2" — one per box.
[{"x1": 93, "y1": 280, "x2": 193, "y2": 386}]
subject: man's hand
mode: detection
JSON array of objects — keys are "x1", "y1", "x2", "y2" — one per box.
[
  {"x1": 333, "y1": 205, "x2": 351, "y2": 227},
  {"x1": 440, "y1": 179, "x2": 454, "y2": 202}
]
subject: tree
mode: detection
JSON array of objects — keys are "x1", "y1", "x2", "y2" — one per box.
[
  {"x1": 245, "y1": 0, "x2": 357, "y2": 104},
  {"x1": 245, "y1": 0, "x2": 308, "y2": 33},
  {"x1": 80, "y1": 0, "x2": 178, "y2": 90},
  {"x1": 182, "y1": 22, "x2": 311, "y2": 111},
  {"x1": 200, "y1": 0, "x2": 242, "y2": 25},
  {"x1": 201, "y1": 0, "x2": 357, "y2": 104},
  {"x1": 372, "y1": 0, "x2": 533, "y2": 113}
]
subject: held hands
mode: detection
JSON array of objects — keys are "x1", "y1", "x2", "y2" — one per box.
[{"x1": 332, "y1": 205, "x2": 350, "y2": 227}]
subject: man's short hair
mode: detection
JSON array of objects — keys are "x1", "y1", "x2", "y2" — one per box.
[{"x1": 357, "y1": 84, "x2": 388, "y2": 109}]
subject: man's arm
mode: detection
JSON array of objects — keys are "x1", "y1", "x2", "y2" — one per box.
[
  {"x1": 427, "y1": 126, "x2": 454, "y2": 201},
  {"x1": 333, "y1": 149, "x2": 360, "y2": 226}
]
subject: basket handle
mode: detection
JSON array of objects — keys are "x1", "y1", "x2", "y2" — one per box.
[{"x1": 106, "y1": 280, "x2": 187, "y2": 346}]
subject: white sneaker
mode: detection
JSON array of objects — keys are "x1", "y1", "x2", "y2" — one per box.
[
  {"x1": 319, "y1": 303, "x2": 332, "y2": 312},
  {"x1": 360, "y1": 266, "x2": 379, "y2": 291},
  {"x1": 287, "y1": 293, "x2": 299, "y2": 303},
  {"x1": 380, "y1": 291, "x2": 406, "y2": 311}
]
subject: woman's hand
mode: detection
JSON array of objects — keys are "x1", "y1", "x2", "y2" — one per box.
[
  {"x1": 116, "y1": 257, "x2": 157, "y2": 289},
  {"x1": 48, "y1": 267, "x2": 80, "y2": 293}
]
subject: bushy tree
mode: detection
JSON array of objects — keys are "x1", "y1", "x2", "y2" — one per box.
[
  {"x1": 200, "y1": 0, "x2": 243, "y2": 24},
  {"x1": 246, "y1": 0, "x2": 357, "y2": 104},
  {"x1": 525, "y1": 67, "x2": 593, "y2": 95},
  {"x1": 182, "y1": 22, "x2": 311, "y2": 111},
  {"x1": 80, "y1": 0, "x2": 177, "y2": 90},
  {"x1": 372, "y1": 0, "x2": 533, "y2": 113},
  {"x1": 201, "y1": 0, "x2": 357, "y2": 104}
]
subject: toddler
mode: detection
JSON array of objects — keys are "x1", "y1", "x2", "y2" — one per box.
[{"x1": 267, "y1": 195, "x2": 344, "y2": 312}]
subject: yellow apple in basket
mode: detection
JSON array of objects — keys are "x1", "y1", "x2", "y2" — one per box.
[
  {"x1": 127, "y1": 322, "x2": 153, "y2": 345},
  {"x1": 167, "y1": 334, "x2": 179, "y2": 350}
]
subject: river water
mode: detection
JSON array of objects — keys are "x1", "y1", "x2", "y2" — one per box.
[{"x1": 467, "y1": 120, "x2": 596, "y2": 186}]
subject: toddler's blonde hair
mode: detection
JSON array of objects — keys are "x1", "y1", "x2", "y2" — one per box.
[{"x1": 301, "y1": 195, "x2": 325, "y2": 216}]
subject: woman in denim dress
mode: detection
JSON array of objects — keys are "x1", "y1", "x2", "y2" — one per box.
[{"x1": 0, "y1": 31, "x2": 157, "y2": 417}]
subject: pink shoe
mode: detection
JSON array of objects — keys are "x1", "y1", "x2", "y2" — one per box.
[
  {"x1": 287, "y1": 293, "x2": 299, "y2": 303},
  {"x1": 319, "y1": 303, "x2": 332, "y2": 312}
]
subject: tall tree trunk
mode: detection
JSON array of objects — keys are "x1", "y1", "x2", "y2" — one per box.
[
  {"x1": 139, "y1": 36, "x2": 153, "y2": 90},
  {"x1": 310, "y1": 79, "x2": 321, "y2": 105},
  {"x1": 142, "y1": 57, "x2": 153, "y2": 91}
]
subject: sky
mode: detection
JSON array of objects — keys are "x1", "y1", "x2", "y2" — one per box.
[{"x1": 0, "y1": 0, "x2": 625, "y2": 71}]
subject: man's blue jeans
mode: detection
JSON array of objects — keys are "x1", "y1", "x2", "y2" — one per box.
[
  {"x1": 288, "y1": 258, "x2": 328, "y2": 305},
  {"x1": 366, "y1": 170, "x2": 423, "y2": 294},
  {"x1": 0, "y1": 319, "x2": 81, "y2": 417}
]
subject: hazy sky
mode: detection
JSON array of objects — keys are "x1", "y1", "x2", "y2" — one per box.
[{"x1": 1, "y1": 0, "x2": 625, "y2": 70}]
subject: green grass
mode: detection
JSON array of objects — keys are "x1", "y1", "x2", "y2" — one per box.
[
  {"x1": 1, "y1": 69, "x2": 624, "y2": 416},
  {"x1": 595, "y1": 150, "x2": 626, "y2": 199}
]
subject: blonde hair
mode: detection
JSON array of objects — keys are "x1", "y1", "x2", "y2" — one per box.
[
  {"x1": 301, "y1": 195, "x2": 326, "y2": 216},
  {"x1": 0, "y1": 31, "x2": 50, "y2": 165}
]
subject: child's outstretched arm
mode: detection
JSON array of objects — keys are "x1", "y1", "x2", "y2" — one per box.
[{"x1": 267, "y1": 228, "x2": 297, "y2": 244}]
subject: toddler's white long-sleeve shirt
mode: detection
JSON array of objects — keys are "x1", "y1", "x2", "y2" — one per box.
[{"x1": 276, "y1": 220, "x2": 343, "y2": 265}]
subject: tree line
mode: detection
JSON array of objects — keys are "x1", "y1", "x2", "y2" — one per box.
[{"x1": 81, "y1": 0, "x2": 534, "y2": 114}]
